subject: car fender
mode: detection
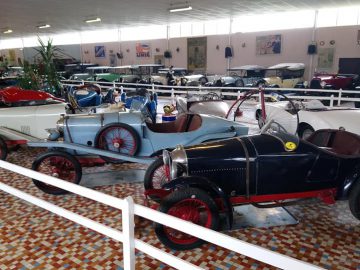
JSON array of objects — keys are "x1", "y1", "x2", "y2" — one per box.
[
  {"x1": 163, "y1": 176, "x2": 234, "y2": 228},
  {"x1": 337, "y1": 164, "x2": 360, "y2": 199}
]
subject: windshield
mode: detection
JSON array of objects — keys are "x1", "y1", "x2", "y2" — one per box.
[{"x1": 260, "y1": 103, "x2": 299, "y2": 151}]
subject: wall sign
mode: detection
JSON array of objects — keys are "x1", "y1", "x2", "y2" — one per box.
[
  {"x1": 187, "y1": 37, "x2": 207, "y2": 72},
  {"x1": 136, "y1": 43, "x2": 151, "y2": 57},
  {"x1": 317, "y1": 48, "x2": 335, "y2": 70},
  {"x1": 95, "y1": 46, "x2": 106, "y2": 58},
  {"x1": 256, "y1": 34, "x2": 282, "y2": 55}
]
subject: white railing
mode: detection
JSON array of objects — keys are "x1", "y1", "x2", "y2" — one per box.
[
  {"x1": 61, "y1": 79, "x2": 360, "y2": 108},
  {"x1": 0, "y1": 160, "x2": 323, "y2": 270}
]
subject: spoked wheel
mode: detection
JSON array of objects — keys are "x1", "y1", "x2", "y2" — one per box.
[
  {"x1": 94, "y1": 123, "x2": 140, "y2": 163},
  {"x1": 155, "y1": 187, "x2": 219, "y2": 250},
  {"x1": 32, "y1": 151, "x2": 82, "y2": 195},
  {"x1": 0, "y1": 136, "x2": 8, "y2": 160},
  {"x1": 231, "y1": 90, "x2": 299, "y2": 135},
  {"x1": 144, "y1": 158, "x2": 170, "y2": 202},
  {"x1": 349, "y1": 179, "x2": 360, "y2": 220}
]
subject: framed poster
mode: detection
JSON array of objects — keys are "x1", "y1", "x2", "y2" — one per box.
[
  {"x1": 136, "y1": 43, "x2": 151, "y2": 57},
  {"x1": 95, "y1": 46, "x2": 106, "y2": 58},
  {"x1": 317, "y1": 48, "x2": 335, "y2": 70},
  {"x1": 187, "y1": 37, "x2": 207, "y2": 71},
  {"x1": 256, "y1": 34, "x2": 282, "y2": 55}
]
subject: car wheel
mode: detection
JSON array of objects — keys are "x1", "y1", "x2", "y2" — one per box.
[
  {"x1": 349, "y1": 179, "x2": 360, "y2": 220},
  {"x1": 298, "y1": 124, "x2": 315, "y2": 140},
  {"x1": 235, "y1": 79, "x2": 244, "y2": 88},
  {"x1": 144, "y1": 158, "x2": 170, "y2": 202},
  {"x1": 155, "y1": 187, "x2": 219, "y2": 250},
  {"x1": 32, "y1": 151, "x2": 82, "y2": 195},
  {"x1": 0, "y1": 136, "x2": 8, "y2": 160},
  {"x1": 94, "y1": 123, "x2": 140, "y2": 163},
  {"x1": 199, "y1": 77, "x2": 208, "y2": 85}
]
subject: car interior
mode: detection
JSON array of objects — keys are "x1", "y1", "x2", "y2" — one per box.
[
  {"x1": 145, "y1": 113, "x2": 202, "y2": 133},
  {"x1": 306, "y1": 129, "x2": 360, "y2": 156}
]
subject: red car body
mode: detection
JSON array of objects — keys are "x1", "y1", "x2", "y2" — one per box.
[{"x1": 0, "y1": 86, "x2": 63, "y2": 104}]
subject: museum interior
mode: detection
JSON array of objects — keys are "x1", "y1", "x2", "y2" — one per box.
[{"x1": 0, "y1": 0, "x2": 359, "y2": 269}]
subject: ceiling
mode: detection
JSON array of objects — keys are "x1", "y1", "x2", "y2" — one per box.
[{"x1": 1, "y1": 0, "x2": 360, "y2": 38}]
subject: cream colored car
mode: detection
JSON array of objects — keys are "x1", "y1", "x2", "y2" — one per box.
[{"x1": 261, "y1": 63, "x2": 305, "y2": 88}]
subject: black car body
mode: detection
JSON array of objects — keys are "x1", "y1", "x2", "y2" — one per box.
[{"x1": 147, "y1": 128, "x2": 360, "y2": 250}]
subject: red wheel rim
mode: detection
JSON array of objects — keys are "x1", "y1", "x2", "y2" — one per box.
[
  {"x1": 164, "y1": 198, "x2": 213, "y2": 245},
  {"x1": 35, "y1": 156, "x2": 77, "y2": 191},
  {"x1": 151, "y1": 164, "x2": 170, "y2": 189},
  {"x1": 98, "y1": 127, "x2": 137, "y2": 155}
]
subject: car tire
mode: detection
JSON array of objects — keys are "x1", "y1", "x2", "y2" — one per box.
[
  {"x1": 235, "y1": 79, "x2": 244, "y2": 88},
  {"x1": 94, "y1": 123, "x2": 140, "y2": 164},
  {"x1": 155, "y1": 187, "x2": 220, "y2": 250},
  {"x1": 32, "y1": 151, "x2": 82, "y2": 195},
  {"x1": 199, "y1": 77, "x2": 208, "y2": 85},
  {"x1": 0, "y1": 136, "x2": 8, "y2": 161},
  {"x1": 349, "y1": 179, "x2": 360, "y2": 220},
  {"x1": 144, "y1": 158, "x2": 170, "y2": 202},
  {"x1": 298, "y1": 124, "x2": 315, "y2": 140}
]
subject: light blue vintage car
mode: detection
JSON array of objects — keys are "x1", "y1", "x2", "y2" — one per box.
[
  {"x1": 53, "y1": 105, "x2": 248, "y2": 163},
  {"x1": 30, "y1": 102, "x2": 248, "y2": 194}
]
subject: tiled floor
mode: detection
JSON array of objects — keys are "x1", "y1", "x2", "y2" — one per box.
[{"x1": 0, "y1": 147, "x2": 359, "y2": 270}]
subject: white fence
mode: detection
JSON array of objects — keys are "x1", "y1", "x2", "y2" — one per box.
[
  {"x1": 61, "y1": 79, "x2": 360, "y2": 108},
  {"x1": 0, "y1": 159, "x2": 323, "y2": 270}
]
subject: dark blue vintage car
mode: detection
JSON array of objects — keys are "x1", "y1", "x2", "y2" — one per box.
[{"x1": 145, "y1": 124, "x2": 360, "y2": 250}]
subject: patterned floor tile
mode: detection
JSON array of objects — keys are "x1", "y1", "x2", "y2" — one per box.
[{"x1": 0, "y1": 146, "x2": 359, "y2": 269}]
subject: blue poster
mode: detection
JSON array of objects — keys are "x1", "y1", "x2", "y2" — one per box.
[{"x1": 95, "y1": 46, "x2": 105, "y2": 58}]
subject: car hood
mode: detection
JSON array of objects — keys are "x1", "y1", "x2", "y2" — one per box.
[{"x1": 185, "y1": 137, "x2": 247, "y2": 168}]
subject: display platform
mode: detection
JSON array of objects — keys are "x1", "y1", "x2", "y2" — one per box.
[
  {"x1": 222, "y1": 205, "x2": 298, "y2": 230},
  {"x1": 80, "y1": 169, "x2": 145, "y2": 187}
]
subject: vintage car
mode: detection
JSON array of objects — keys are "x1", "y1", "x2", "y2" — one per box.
[
  {"x1": 208, "y1": 65, "x2": 266, "y2": 88},
  {"x1": 69, "y1": 66, "x2": 111, "y2": 81},
  {"x1": 145, "y1": 123, "x2": 360, "y2": 250},
  {"x1": 29, "y1": 107, "x2": 249, "y2": 194},
  {"x1": 62, "y1": 63, "x2": 98, "y2": 79},
  {"x1": 151, "y1": 67, "x2": 208, "y2": 86},
  {"x1": 0, "y1": 86, "x2": 125, "y2": 157},
  {"x1": 255, "y1": 100, "x2": 360, "y2": 139},
  {"x1": 258, "y1": 63, "x2": 305, "y2": 88},
  {"x1": 175, "y1": 92, "x2": 229, "y2": 118}
]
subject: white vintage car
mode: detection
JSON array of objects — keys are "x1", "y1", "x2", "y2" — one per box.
[{"x1": 255, "y1": 100, "x2": 360, "y2": 139}]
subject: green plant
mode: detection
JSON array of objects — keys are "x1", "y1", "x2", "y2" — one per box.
[{"x1": 19, "y1": 37, "x2": 62, "y2": 96}]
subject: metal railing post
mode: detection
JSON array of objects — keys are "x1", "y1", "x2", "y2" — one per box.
[
  {"x1": 338, "y1": 88, "x2": 342, "y2": 106},
  {"x1": 81, "y1": 80, "x2": 85, "y2": 86},
  {"x1": 120, "y1": 86, "x2": 124, "y2": 95},
  {"x1": 330, "y1": 95, "x2": 334, "y2": 108},
  {"x1": 152, "y1": 83, "x2": 155, "y2": 92},
  {"x1": 122, "y1": 196, "x2": 135, "y2": 270},
  {"x1": 237, "y1": 90, "x2": 241, "y2": 100},
  {"x1": 171, "y1": 88, "x2": 175, "y2": 104}
]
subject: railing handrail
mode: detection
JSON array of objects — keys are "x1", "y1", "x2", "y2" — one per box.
[{"x1": 0, "y1": 159, "x2": 323, "y2": 270}]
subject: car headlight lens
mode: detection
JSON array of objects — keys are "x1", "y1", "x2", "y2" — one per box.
[{"x1": 320, "y1": 81, "x2": 326, "y2": 88}]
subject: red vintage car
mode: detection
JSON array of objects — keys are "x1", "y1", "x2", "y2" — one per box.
[{"x1": 309, "y1": 73, "x2": 359, "y2": 90}]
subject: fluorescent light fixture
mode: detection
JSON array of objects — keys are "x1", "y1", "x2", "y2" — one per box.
[
  {"x1": 38, "y1": 24, "x2": 51, "y2": 29},
  {"x1": 85, "y1": 17, "x2": 101, "y2": 23},
  {"x1": 3, "y1": 29, "x2": 13, "y2": 34},
  {"x1": 169, "y1": 6, "x2": 192, "y2": 12}
]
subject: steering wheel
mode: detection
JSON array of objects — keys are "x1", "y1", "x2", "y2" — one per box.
[{"x1": 202, "y1": 92, "x2": 221, "y2": 101}]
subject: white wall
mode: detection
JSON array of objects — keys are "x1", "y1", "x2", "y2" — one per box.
[{"x1": 4, "y1": 25, "x2": 360, "y2": 79}]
